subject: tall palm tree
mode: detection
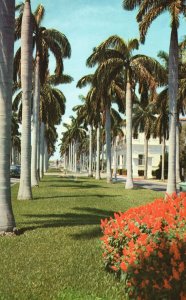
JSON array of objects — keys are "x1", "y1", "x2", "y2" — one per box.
[
  {"x1": 133, "y1": 97, "x2": 156, "y2": 179},
  {"x1": 31, "y1": 53, "x2": 40, "y2": 186},
  {"x1": 74, "y1": 91, "x2": 99, "y2": 178},
  {"x1": 123, "y1": 0, "x2": 186, "y2": 193},
  {"x1": 76, "y1": 77, "x2": 102, "y2": 178},
  {"x1": 153, "y1": 90, "x2": 169, "y2": 181},
  {"x1": 60, "y1": 116, "x2": 87, "y2": 173},
  {"x1": 110, "y1": 111, "x2": 124, "y2": 180},
  {"x1": 38, "y1": 77, "x2": 67, "y2": 178},
  {"x1": 15, "y1": 3, "x2": 71, "y2": 188},
  {"x1": 0, "y1": 0, "x2": 16, "y2": 232},
  {"x1": 18, "y1": 0, "x2": 33, "y2": 200},
  {"x1": 155, "y1": 49, "x2": 184, "y2": 182},
  {"x1": 77, "y1": 67, "x2": 125, "y2": 183},
  {"x1": 87, "y1": 35, "x2": 163, "y2": 188}
]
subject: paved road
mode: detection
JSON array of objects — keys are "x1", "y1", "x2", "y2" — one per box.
[
  {"x1": 114, "y1": 176, "x2": 182, "y2": 193},
  {"x1": 11, "y1": 178, "x2": 20, "y2": 185}
]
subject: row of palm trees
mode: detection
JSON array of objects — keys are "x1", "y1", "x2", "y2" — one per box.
[
  {"x1": 122, "y1": 1, "x2": 185, "y2": 192},
  {"x1": 0, "y1": 0, "x2": 72, "y2": 232},
  {"x1": 60, "y1": 1, "x2": 186, "y2": 196}
]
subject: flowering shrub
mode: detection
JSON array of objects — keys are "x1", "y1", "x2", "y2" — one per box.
[{"x1": 100, "y1": 193, "x2": 186, "y2": 299}]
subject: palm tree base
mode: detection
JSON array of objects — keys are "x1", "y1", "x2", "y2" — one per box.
[
  {"x1": 0, "y1": 226, "x2": 17, "y2": 235},
  {"x1": 17, "y1": 189, "x2": 32, "y2": 200},
  {"x1": 125, "y1": 180, "x2": 134, "y2": 189},
  {"x1": 0, "y1": 221, "x2": 16, "y2": 233}
]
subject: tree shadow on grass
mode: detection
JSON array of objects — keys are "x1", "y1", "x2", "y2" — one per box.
[
  {"x1": 19, "y1": 207, "x2": 115, "y2": 239},
  {"x1": 34, "y1": 194, "x2": 120, "y2": 200},
  {"x1": 46, "y1": 184, "x2": 106, "y2": 189}
]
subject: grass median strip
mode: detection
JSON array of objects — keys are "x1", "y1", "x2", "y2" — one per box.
[{"x1": 0, "y1": 175, "x2": 163, "y2": 300}]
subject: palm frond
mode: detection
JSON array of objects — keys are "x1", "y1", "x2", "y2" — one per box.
[
  {"x1": 48, "y1": 74, "x2": 73, "y2": 85},
  {"x1": 122, "y1": 0, "x2": 142, "y2": 10},
  {"x1": 76, "y1": 74, "x2": 94, "y2": 88},
  {"x1": 127, "y1": 38, "x2": 139, "y2": 52},
  {"x1": 43, "y1": 29, "x2": 71, "y2": 58},
  {"x1": 34, "y1": 4, "x2": 45, "y2": 26},
  {"x1": 13, "y1": 47, "x2": 21, "y2": 82},
  {"x1": 139, "y1": 4, "x2": 166, "y2": 43}
]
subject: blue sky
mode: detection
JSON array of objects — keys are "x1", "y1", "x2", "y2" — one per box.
[{"x1": 31, "y1": 0, "x2": 186, "y2": 159}]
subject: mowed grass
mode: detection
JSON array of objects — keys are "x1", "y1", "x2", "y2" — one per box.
[{"x1": 0, "y1": 175, "x2": 163, "y2": 300}]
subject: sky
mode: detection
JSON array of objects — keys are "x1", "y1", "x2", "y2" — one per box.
[{"x1": 30, "y1": 0, "x2": 186, "y2": 160}]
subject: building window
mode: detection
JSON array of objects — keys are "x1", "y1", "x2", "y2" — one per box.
[{"x1": 138, "y1": 154, "x2": 144, "y2": 165}]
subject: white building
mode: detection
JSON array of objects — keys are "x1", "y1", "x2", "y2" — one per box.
[{"x1": 112, "y1": 130, "x2": 168, "y2": 178}]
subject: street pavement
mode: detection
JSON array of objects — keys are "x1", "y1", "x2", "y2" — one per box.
[
  {"x1": 11, "y1": 178, "x2": 20, "y2": 185},
  {"x1": 114, "y1": 176, "x2": 167, "y2": 192}
]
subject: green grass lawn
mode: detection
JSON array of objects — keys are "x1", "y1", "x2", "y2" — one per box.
[{"x1": 0, "y1": 175, "x2": 163, "y2": 300}]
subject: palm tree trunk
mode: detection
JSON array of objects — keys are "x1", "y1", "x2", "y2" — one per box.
[
  {"x1": 125, "y1": 81, "x2": 134, "y2": 189},
  {"x1": 64, "y1": 152, "x2": 66, "y2": 170},
  {"x1": 0, "y1": 0, "x2": 16, "y2": 231},
  {"x1": 37, "y1": 127, "x2": 40, "y2": 181},
  {"x1": 113, "y1": 137, "x2": 118, "y2": 180},
  {"x1": 18, "y1": 0, "x2": 33, "y2": 200},
  {"x1": 70, "y1": 142, "x2": 73, "y2": 171},
  {"x1": 96, "y1": 124, "x2": 100, "y2": 180},
  {"x1": 11, "y1": 146, "x2": 16, "y2": 165},
  {"x1": 44, "y1": 139, "x2": 48, "y2": 173},
  {"x1": 161, "y1": 137, "x2": 165, "y2": 181},
  {"x1": 39, "y1": 122, "x2": 45, "y2": 179},
  {"x1": 68, "y1": 146, "x2": 70, "y2": 171},
  {"x1": 167, "y1": 24, "x2": 178, "y2": 194},
  {"x1": 176, "y1": 123, "x2": 181, "y2": 183},
  {"x1": 31, "y1": 53, "x2": 40, "y2": 186},
  {"x1": 72, "y1": 141, "x2": 75, "y2": 172},
  {"x1": 144, "y1": 135, "x2": 148, "y2": 180},
  {"x1": 74, "y1": 141, "x2": 77, "y2": 173},
  {"x1": 101, "y1": 141, "x2": 104, "y2": 172},
  {"x1": 88, "y1": 125, "x2": 93, "y2": 177},
  {"x1": 68, "y1": 145, "x2": 71, "y2": 171},
  {"x1": 105, "y1": 105, "x2": 112, "y2": 183}
]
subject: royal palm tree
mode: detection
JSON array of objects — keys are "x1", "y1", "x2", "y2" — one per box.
[
  {"x1": 155, "y1": 49, "x2": 185, "y2": 182},
  {"x1": 74, "y1": 91, "x2": 98, "y2": 177},
  {"x1": 153, "y1": 90, "x2": 169, "y2": 181},
  {"x1": 38, "y1": 78, "x2": 67, "y2": 178},
  {"x1": 60, "y1": 116, "x2": 86, "y2": 173},
  {"x1": 45, "y1": 125, "x2": 58, "y2": 159},
  {"x1": 15, "y1": 2, "x2": 71, "y2": 188},
  {"x1": 87, "y1": 35, "x2": 163, "y2": 188},
  {"x1": 17, "y1": 0, "x2": 33, "y2": 200},
  {"x1": 77, "y1": 68, "x2": 125, "y2": 183},
  {"x1": 123, "y1": 0, "x2": 186, "y2": 192},
  {"x1": 76, "y1": 76, "x2": 101, "y2": 178},
  {"x1": 110, "y1": 110, "x2": 124, "y2": 180},
  {"x1": 133, "y1": 95, "x2": 156, "y2": 179},
  {"x1": 31, "y1": 53, "x2": 40, "y2": 185},
  {"x1": 0, "y1": 0, "x2": 16, "y2": 232}
]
